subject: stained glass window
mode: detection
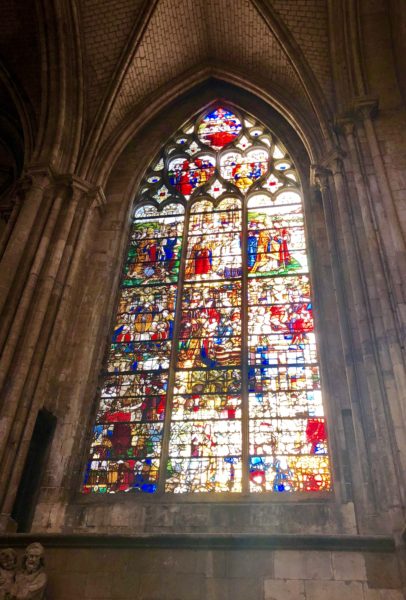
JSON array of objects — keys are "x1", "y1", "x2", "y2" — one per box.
[{"x1": 83, "y1": 105, "x2": 331, "y2": 495}]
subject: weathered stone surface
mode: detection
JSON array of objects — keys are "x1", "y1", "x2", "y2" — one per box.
[
  {"x1": 205, "y1": 577, "x2": 261, "y2": 600},
  {"x1": 138, "y1": 572, "x2": 204, "y2": 600},
  {"x1": 226, "y1": 550, "x2": 273, "y2": 578},
  {"x1": 1, "y1": 544, "x2": 405, "y2": 600},
  {"x1": 274, "y1": 550, "x2": 332, "y2": 580},
  {"x1": 304, "y1": 580, "x2": 364, "y2": 600},
  {"x1": 331, "y1": 552, "x2": 367, "y2": 581},
  {"x1": 362, "y1": 587, "x2": 405, "y2": 600},
  {"x1": 364, "y1": 553, "x2": 402, "y2": 589},
  {"x1": 0, "y1": 2, "x2": 406, "y2": 600},
  {"x1": 46, "y1": 572, "x2": 87, "y2": 600},
  {"x1": 85, "y1": 573, "x2": 113, "y2": 599},
  {"x1": 110, "y1": 571, "x2": 141, "y2": 600},
  {"x1": 264, "y1": 578, "x2": 305, "y2": 600}
]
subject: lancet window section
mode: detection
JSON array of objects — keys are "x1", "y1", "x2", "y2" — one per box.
[{"x1": 83, "y1": 106, "x2": 331, "y2": 495}]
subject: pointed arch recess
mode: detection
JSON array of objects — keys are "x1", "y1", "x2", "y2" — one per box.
[
  {"x1": 82, "y1": 104, "x2": 331, "y2": 496},
  {"x1": 80, "y1": 0, "x2": 335, "y2": 183}
]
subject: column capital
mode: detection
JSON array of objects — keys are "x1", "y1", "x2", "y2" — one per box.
[
  {"x1": 318, "y1": 147, "x2": 346, "y2": 175},
  {"x1": 0, "y1": 177, "x2": 28, "y2": 222},
  {"x1": 334, "y1": 114, "x2": 356, "y2": 137},
  {"x1": 25, "y1": 169, "x2": 107, "y2": 213},
  {"x1": 311, "y1": 165, "x2": 330, "y2": 192},
  {"x1": 65, "y1": 176, "x2": 106, "y2": 213},
  {"x1": 60, "y1": 175, "x2": 106, "y2": 211},
  {"x1": 352, "y1": 96, "x2": 379, "y2": 120},
  {"x1": 22, "y1": 164, "x2": 55, "y2": 192},
  {"x1": 334, "y1": 96, "x2": 379, "y2": 132},
  {"x1": 84, "y1": 185, "x2": 106, "y2": 214}
]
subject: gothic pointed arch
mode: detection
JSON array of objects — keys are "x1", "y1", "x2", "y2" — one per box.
[{"x1": 83, "y1": 103, "x2": 331, "y2": 496}]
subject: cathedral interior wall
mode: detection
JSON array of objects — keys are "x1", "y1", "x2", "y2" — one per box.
[{"x1": 0, "y1": 1, "x2": 405, "y2": 598}]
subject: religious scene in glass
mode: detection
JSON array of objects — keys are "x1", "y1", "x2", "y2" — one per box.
[{"x1": 83, "y1": 105, "x2": 331, "y2": 495}]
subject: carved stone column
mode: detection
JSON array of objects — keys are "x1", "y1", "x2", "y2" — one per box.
[
  {"x1": 0, "y1": 178, "x2": 27, "y2": 260},
  {"x1": 337, "y1": 114, "x2": 406, "y2": 374},
  {"x1": 312, "y1": 163, "x2": 380, "y2": 528},
  {"x1": 335, "y1": 112, "x2": 406, "y2": 518},
  {"x1": 0, "y1": 174, "x2": 105, "y2": 531},
  {"x1": 354, "y1": 97, "x2": 406, "y2": 346},
  {"x1": 0, "y1": 168, "x2": 53, "y2": 329},
  {"x1": 318, "y1": 148, "x2": 406, "y2": 530}
]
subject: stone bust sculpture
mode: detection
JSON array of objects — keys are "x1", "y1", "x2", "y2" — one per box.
[
  {"x1": 10, "y1": 543, "x2": 47, "y2": 600},
  {"x1": 0, "y1": 548, "x2": 17, "y2": 600}
]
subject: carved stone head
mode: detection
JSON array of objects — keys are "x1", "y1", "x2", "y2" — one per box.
[
  {"x1": 22, "y1": 543, "x2": 45, "y2": 574},
  {"x1": 0, "y1": 548, "x2": 17, "y2": 571}
]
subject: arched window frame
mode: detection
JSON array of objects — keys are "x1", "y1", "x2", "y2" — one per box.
[{"x1": 82, "y1": 103, "x2": 332, "y2": 498}]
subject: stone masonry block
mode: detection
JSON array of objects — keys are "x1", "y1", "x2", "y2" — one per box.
[
  {"x1": 153, "y1": 549, "x2": 210, "y2": 575},
  {"x1": 110, "y1": 571, "x2": 140, "y2": 599},
  {"x1": 138, "y1": 572, "x2": 204, "y2": 600},
  {"x1": 304, "y1": 580, "x2": 364, "y2": 600},
  {"x1": 205, "y1": 577, "x2": 262, "y2": 600},
  {"x1": 331, "y1": 552, "x2": 367, "y2": 581},
  {"x1": 85, "y1": 572, "x2": 113, "y2": 599},
  {"x1": 205, "y1": 578, "x2": 228, "y2": 600},
  {"x1": 226, "y1": 549, "x2": 273, "y2": 578},
  {"x1": 228, "y1": 577, "x2": 262, "y2": 600},
  {"x1": 362, "y1": 587, "x2": 405, "y2": 600},
  {"x1": 52, "y1": 549, "x2": 119, "y2": 574},
  {"x1": 110, "y1": 504, "x2": 130, "y2": 527},
  {"x1": 264, "y1": 579, "x2": 305, "y2": 600},
  {"x1": 46, "y1": 572, "x2": 87, "y2": 600},
  {"x1": 205, "y1": 550, "x2": 227, "y2": 578},
  {"x1": 364, "y1": 553, "x2": 402, "y2": 589},
  {"x1": 274, "y1": 550, "x2": 332, "y2": 580}
]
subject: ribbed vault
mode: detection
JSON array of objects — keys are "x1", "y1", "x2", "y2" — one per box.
[
  {"x1": 79, "y1": 0, "x2": 334, "y2": 156},
  {"x1": 0, "y1": 0, "x2": 336, "y2": 178}
]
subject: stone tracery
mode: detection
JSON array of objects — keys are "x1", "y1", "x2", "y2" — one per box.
[{"x1": 84, "y1": 105, "x2": 330, "y2": 495}]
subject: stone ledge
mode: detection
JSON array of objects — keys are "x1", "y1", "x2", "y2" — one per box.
[{"x1": 0, "y1": 533, "x2": 395, "y2": 552}]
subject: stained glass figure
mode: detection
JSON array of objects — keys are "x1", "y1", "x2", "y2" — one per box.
[
  {"x1": 83, "y1": 105, "x2": 331, "y2": 495},
  {"x1": 198, "y1": 108, "x2": 241, "y2": 149},
  {"x1": 220, "y1": 148, "x2": 268, "y2": 192},
  {"x1": 168, "y1": 155, "x2": 215, "y2": 198},
  {"x1": 83, "y1": 203, "x2": 184, "y2": 494}
]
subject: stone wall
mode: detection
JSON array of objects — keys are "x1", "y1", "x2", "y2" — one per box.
[
  {"x1": 0, "y1": 1, "x2": 405, "y2": 599},
  {"x1": 1, "y1": 537, "x2": 403, "y2": 600}
]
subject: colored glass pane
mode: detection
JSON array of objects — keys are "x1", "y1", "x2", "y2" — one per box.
[
  {"x1": 168, "y1": 156, "x2": 215, "y2": 198},
  {"x1": 83, "y1": 104, "x2": 331, "y2": 496},
  {"x1": 83, "y1": 203, "x2": 184, "y2": 493},
  {"x1": 198, "y1": 107, "x2": 241, "y2": 149}
]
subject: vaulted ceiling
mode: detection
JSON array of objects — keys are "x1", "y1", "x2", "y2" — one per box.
[
  {"x1": 79, "y1": 0, "x2": 334, "y2": 145},
  {"x1": 0, "y1": 0, "x2": 404, "y2": 181}
]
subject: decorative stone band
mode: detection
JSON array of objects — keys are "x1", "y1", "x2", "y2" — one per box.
[{"x1": 0, "y1": 533, "x2": 395, "y2": 552}]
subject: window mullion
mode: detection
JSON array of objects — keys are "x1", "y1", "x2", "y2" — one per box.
[
  {"x1": 157, "y1": 203, "x2": 190, "y2": 494},
  {"x1": 241, "y1": 193, "x2": 249, "y2": 495}
]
